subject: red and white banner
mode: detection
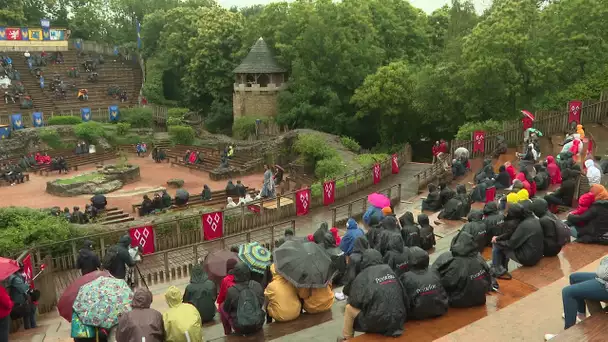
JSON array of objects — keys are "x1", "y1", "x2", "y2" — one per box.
[
  {"x1": 473, "y1": 131, "x2": 485, "y2": 153},
  {"x1": 6, "y1": 28, "x2": 22, "y2": 40},
  {"x1": 129, "y1": 226, "x2": 156, "y2": 255},
  {"x1": 22, "y1": 254, "x2": 34, "y2": 289},
  {"x1": 202, "y1": 211, "x2": 224, "y2": 241},
  {"x1": 323, "y1": 180, "x2": 336, "y2": 206},
  {"x1": 391, "y1": 154, "x2": 399, "y2": 174},
  {"x1": 296, "y1": 188, "x2": 311, "y2": 216},
  {"x1": 373, "y1": 164, "x2": 381, "y2": 184},
  {"x1": 568, "y1": 100, "x2": 582, "y2": 124}
]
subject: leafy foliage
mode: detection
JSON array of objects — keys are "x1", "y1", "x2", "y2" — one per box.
[
  {"x1": 74, "y1": 121, "x2": 107, "y2": 143},
  {"x1": 168, "y1": 125, "x2": 195, "y2": 145},
  {"x1": 116, "y1": 122, "x2": 131, "y2": 136},
  {"x1": 340, "y1": 136, "x2": 361, "y2": 153},
  {"x1": 356, "y1": 153, "x2": 390, "y2": 168},
  {"x1": 39, "y1": 128, "x2": 66, "y2": 150},
  {"x1": 315, "y1": 157, "x2": 347, "y2": 179},
  {"x1": 232, "y1": 117, "x2": 272, "y2": 140},
  {"x1": 48, "y1": 116, "x2": 83, "y2": 126},
  {"x1": 122, "y1": 107, "x2": 153, "y2": 128},
  {"x1": 455, "y1": 120, "x2": 503, "y2": 140},
  {"x1": 293, "y1": 134, "x2": 339, "y2": 166}
]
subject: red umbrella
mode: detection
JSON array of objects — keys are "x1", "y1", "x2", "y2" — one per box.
[
  {"x1": 204, "y1": 250, "x2": 238, "y2": 286},
  {"x1": 0, "y1": 257, "x2": 19, "y2": 281},
  {"x1": 521, "y1": 110, "x2": 535, "y2": 121},
  {"x1": 57, "y1": 270, "x2": 110, "y2": 322}
]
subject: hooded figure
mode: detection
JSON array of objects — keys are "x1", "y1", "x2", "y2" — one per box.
[
  {"x1": 494, "y1": 201, "x2": 544, "y2": 267},
  {"x1": 421, "y1": 184, "x2": 442, "y2": 212},
  {"x1": 590, "y1": 184, "x2": 608, "y2": 201},
  {"x1": 432, "y1": 231, "x2": 491, "y2": 308},
  {"x1": 223, "y1": 262, "x2": 265, "y2": 334},
  {"x1": 76, "y1": 239, "x2": 100, "y2": 275},
  {"x1": 567, "y1": 195, "x2": 608, "y2": 245},
  {"x1": 570, "y1": 192, "x2": 595, "y2": 217},
  {"x1": 515, "y1": 173, "x2": 532, "y2": 194},
  {"x1": 264, "y1": 264, "x2": 301, "y2": 322},
  {"x1": 461, "y1": 210, "x2": 487, "y2": 253},
  {"x1": 163, "y1": 286, "x2": 203, "y2": 342},
  {"x1": 576, "y1": 124, "x2": 585, "y2": 139},
  {"x1": 545, "y1": 168, "x2": 577, "y2": 207},
  {"x1": 382, "y1": 234, "x2": 411, "y2": 277},
  {"x1": 174, "y1": 189, "x2": 189, "y2": 206},
  {"x1": 340, "y1": 218, "x2": 365, "y2": 256},
  {"x1": 106, "y1": 235, "x2": 136, "y2": 279},
  {"x1": 90, "y1": 193, "x2": 107, "y2": 210},
  {"x1": 546, "y1": 156, "x2": 562, "y2": 185},
  {"x1": 201, "y1": 185, "x2": 212, "y2": 201},
  {"x1": 418, "y1": 214, "x2": 436, "y2": 251},
  {"x1": 365, "y1": 216, "x2": 383, "y2": 249},
  {"x1": 495, "y1": 165, "x2": 511, "y2": 189},
  {"x1": 455, "y1": 184, "x2": 472, "y2": 217},
  {"x1": 400, "y1": 247, "x2": 448, "y2": 320},
  {"x1": 482, "y1": 202, "x2": 504, "y2": 245},
  {"x1": 585, "y1": 159, "x2": 602, "y2": 185},
  {"x1": 438, "y1": 183, "x2": 456, "y2": 207},
  {"x1": 452, "y1": 159, "x2": 466, "y2": 178},
  {"x1": 474, "y1": 159, "x2": 493, "y2": 184},
  {"x1": 161, "y1": 190, "x2": 172, "y2": 208},
  {"x1": 471, "y1": 179, "x2": 493, "y2": 203},
  {"x1": 558, "y1": 151, "x2": 575, "y2": 171},
  {"x1": 344, "y1": 236, "x2": 370, "y2": 297},
  {"x1": 225, "y1": 180, "x2": 238, "y2": 197},
  {"x1": 226, "y1": 197, "x2": 237, "y2": 208},
  {"x1": 533, "y1": 164, "x2": 549, "y2": 191},
  {"x1": 363, "y1": 204, "x2": 384, "y2": 226},
  {"x1": 531, "y1": 198, "x2": 563, "y2": 257},
  {"x1": 399, "y1": 212, "x2": 421, "y2": 248},
  {"x1": 375, "y1": 216, "x2": 402, "y2": 256},
  {"x1": 345, "y1": 250, "x2": 407, "y2": 337},
  {"x1": 117, "y1": 288, "x2": 165, "y2": 342},
  {"x1": 183, "y1": 264, "x2": 217, "y2": 323}
]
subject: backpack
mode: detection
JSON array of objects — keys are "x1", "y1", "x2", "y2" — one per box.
[
  {"x1": 548, "y1": 215, "x2": 571, "y2": 246},
  {"x1": 102, "y1": 245, "x2": 119, "y2": 270},
  {"x1": 234, "y1": 281, "x2": 264, "y2": 333}
]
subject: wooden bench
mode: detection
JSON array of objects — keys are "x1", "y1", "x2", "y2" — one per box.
[
  {"x1": 39, "y1": 150, "x2": 117, "y2": 176},
  {"x1": 0, "y1": 173, "x2": 30, "y2": 186},
  {"x1": 131, "y1": 188, "x2": 254, "y2": 214}
]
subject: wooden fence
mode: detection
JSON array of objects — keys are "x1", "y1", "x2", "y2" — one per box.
[
  {"x1": 331, "y1": 183, "x2": 402, "y2": 227},
  {"x1": 0, "y1": 105, "x2": 138, "y2": 127},
  {"x1": 18, "y1": 147, "x2": 411, "y2": 273}
]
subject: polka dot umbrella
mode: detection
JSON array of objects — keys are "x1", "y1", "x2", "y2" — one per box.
[{"x1": 237, "y1": 242, "x2": 272, "y2": 274}]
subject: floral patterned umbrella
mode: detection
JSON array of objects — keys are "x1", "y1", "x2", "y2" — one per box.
[{"x1": 73, "y1": 276, "x2": 133, "y2": 329}]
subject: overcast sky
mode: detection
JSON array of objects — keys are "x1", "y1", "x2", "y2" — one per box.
[{"x1": 218, "y1": 0, "x2": 492, "y2": 14}]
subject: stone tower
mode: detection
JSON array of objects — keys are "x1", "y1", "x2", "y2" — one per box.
[{"x1": 233, "y1": 37, "x2": 287, "y2": 119}]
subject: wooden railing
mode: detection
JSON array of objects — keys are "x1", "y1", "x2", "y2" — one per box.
[
  {"x1": 331, "y1": 183, "x2": 401, "y2": 227},
  {"x1": 0, "y1": 105, "x2": 138, "y2": 126},
  {"x1": 17, "y1": 146, "x2": 412, "y2": 272}
]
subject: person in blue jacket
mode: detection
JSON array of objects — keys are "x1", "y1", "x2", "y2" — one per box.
[
  {"x1": 340, "y1": 218, "x2": 365, "y2": 256},
  {"x1": 363, "y1": 205, "x2": 384, "y2": 226}
]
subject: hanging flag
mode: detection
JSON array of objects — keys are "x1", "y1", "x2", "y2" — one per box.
[
  {"x1": 202, "y1": 211, "x2": 223, "y2": 240},
  {"x1": 129, "y1": 226, "x2": 155, "y2": 255},
  {"x1": 323, "y1": 180, "x2": 335, "y2": 206},
  {"x1": 136, "y1": 18, "x2": 142, "y2": 49},
  {"x1": 0, "y1": 125, "x2": 9, "y2": 139},
  {"x1": 0, "y1": 27, "x2": 6, "y2": 40},
  {"x1": 20, "y1": 28, "x2": 29, "y2": 41},
  {"x1": 296, "y1": 188, "x2": 311, "y2": 216},
  {"x1": 32, "y1": 112, "x2": 43, "y2": 127},
  {"x1": 473, "y1": 131, "x2": 485, "y2": 153},
  {"x1": 568, "y1": 100, "x2": 582, "y2": 124},
  {"x1": 391, "y1": 154, "x2": 399, "y2": 174},
  {"x1": 29, "y1": 29, "x2": 43, "y2": 41},
  {"x1": 6, "y1": 28, "x2": 22, "y2": 40},
  {"x1": 74, "y1": 39, "x2": 82, "y2": 50},
  {"x1": 113, "y1": 46, "x2": 119, "y2": 56},
  {"x1": 11, "y1": 114, "x2": 23, "y2": 130},
  {"x1": 81, "y1": 108, "x2": 91, "y2": 122},
  {"x1": 42, "y1": 28, "x2": 50, "y2": 41},
  {"x1": 22, "y1": 254, "x2": 35, "y2": 288},
  {"x1": 40, "y1": 18, "x2": 50, "y2": 29},
  {"x1": 50, "y1": 29, "x2": 65, "y2": 41},
  {"x1": 373, "y1": 164, "x2": 381, "y2": 184},
  {"x1": 108, "y1": 105, "x2": 119, "y2": 122}
]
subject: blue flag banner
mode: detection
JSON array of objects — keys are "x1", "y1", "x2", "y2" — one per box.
[
  {"x1": 0, "y1": 125, "x2": 9, "y2": 139},
  {"x1": 81, "y1": 108, "x2": 91, "y2": 122},
  {"x1": 74, "y1": 39, "x2": 82, "y2": 50},
  {"x1": 113, "y1": 46, "x2": 119, "y2": 56},
  {"x1": 108, "y1": 105, "x2": 119, "y2": 122},
  {"x1": 40, "y1": 19, "x2": 50, "y2": 29},
  {"x1": 20, "y1": 28, "x2": 29, "y2": 41},
  {"x1": 42, "y1": 28, "x2": 50, "y2": 41},
  {"x1": 39, "y1": 76, "x2": 44, "y2": 88},
  {"x1": 32, "y1": 112, "x2": 44, "y2": 127},
  {"x1": 0, "y1": 27, "x2": 5, "y2": 40},
  {"x1": 136, "y1": 19, "x2": 141, "y2": 49},
  {"x1": 11, "y1": 114, "x2": 23, "y2": 130}
]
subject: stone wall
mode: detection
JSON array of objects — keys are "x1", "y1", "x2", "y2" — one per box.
[
  {"x1": 0, "y1": 126, "x2": 76, "y2": 159},
  {"x1": 233, "y1": 91, "x2": 279, "y2": 119},
  {"x1": 46, "y1": 165, "x2": 140, "y2": 196}
]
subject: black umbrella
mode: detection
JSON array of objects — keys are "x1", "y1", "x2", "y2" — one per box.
[{"x1": 273, "y1": 240, "x2": 335, "y2": 288}]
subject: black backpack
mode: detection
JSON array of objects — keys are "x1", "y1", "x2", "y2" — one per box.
[
  {"x1": 102, "y1": 245, "x2": 119, "y2": 270},
  {"x1": 234, "y1": 281, "x2": 264, "y2": 333},
  {"x1": 549, "y1": 216, "x2": 571, "y2": 246}
]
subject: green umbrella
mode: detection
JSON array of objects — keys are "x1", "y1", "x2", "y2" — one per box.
[
  {"x1": 73, "y1": 276, "x2": 133, "y2": 329},
  {"x1": 238, "y1": 242, "x2": 271, "y2": 274}
]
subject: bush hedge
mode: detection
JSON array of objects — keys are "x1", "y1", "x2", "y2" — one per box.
[
  {"x1": 74, "y1": 121, "x2": 107, "y2": 143},
  {"x1": 293, "y1": 133, "x2": 339, "y2": 166},
  {"x1": 39, "y1": 128, "x2": 65, "y2": 149},
  {"x1": 455, "y1": 120, "x2": 503, "y2": 140},
  {"x1": 340, "y1": 136, "x2": 361, "y2": 153},
  {"x1": 356, "y1": 153, "x2": 389, "y2": 168},
  {"x1": 122, "y1": 107, "x2": 153, "y2": 128},
  {"x1": 168, "y1": 125, "x2": 195, "y2": 145},
  {"x1": 47, "y1": 116, "x2": 82, "y2": 126},
  {"x1": 167, "y1": 107, "x2": 189, "y2": 119},
  {"x1": 116, "y1": 122, "x2": 131, "y2": 136},
  {"x1": 315, "y1": 156, "x2": 347, "y2": 179},
  {"x1": 232, "y1": 117, "x2": 272, "y2": 140}
]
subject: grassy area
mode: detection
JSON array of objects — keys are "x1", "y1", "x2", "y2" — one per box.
[{"x1": 55, "y1": 173, "x2": 105, "y2": 185}]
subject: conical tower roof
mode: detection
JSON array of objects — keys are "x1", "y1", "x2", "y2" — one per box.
[{"x1": 233, "y1": 37, "x2": 286, "y2": 74}]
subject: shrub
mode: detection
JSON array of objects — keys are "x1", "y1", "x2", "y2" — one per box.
[
  {"x1": 168, "y1": 125, "x2": 195, "y2": 145},
  {"x1": 39, "y1": 128, "x2": 65, "y2": 149},
  {"x1": 205, "y1": 100, "x2": 233, "y2": 134},
  {"x1": 47, "y1": 116, "x2": 82, "y2": 126},
  {"x1": 122, "y1": 107, "x2": 153, "y2": 128},
  {"x1": 315, "y1": 156, "x2": 347, "y2": 179},
  {"x1": 356, "y1": 153, "x2": 389, "y2": 168},
  {"x1": 74, "y1": 121, "x2": 106, "y2": 143},
  {"x1": 167, "y1": 107, "x2": 189, "y2": 119},
  {"x1": 455, "y1": 120, "x2": 503, "y2": 140},
  {"x1": 340, "y1": 136, "x2": 361, "y2": 153},
  {"x1": 293, "y1": 133, "x2": 339, "y2": 166},
  {"x1": 166, "y1": 117, "x2": 183, "y2": 126},
  {"x1": 116, "y1": 122, "x2": 131, "y2": 136},
  {"x1": 232, "y1": 117, "x2": 272, "y2": 140}
]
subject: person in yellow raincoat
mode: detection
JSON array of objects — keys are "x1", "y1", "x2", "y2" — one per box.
[
  {"x1": 163, "y1": 286, "x2": 203, "y2": 342},
  {"x1": 576, "y1": 124, "x2": 585, "y2": 140},
  {"x1": 264, "y1": 264, "x2": 301, "y2": 322},
  {"x1": 297, "y1": 285, "x2": 334, "y2": 314}
]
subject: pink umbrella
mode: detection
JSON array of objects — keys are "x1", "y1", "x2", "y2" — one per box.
[
  {"x1": 367, "y1": 193, "x2": 390, "y2": 208},
  {"x1": 0, "y1": 257, "x2": 19, "y2": 281},
  {"x1": 521, "y1": 110, "x2": 535, "y2": 121}
]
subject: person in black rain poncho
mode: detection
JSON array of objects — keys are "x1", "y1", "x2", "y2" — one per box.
[
  {"x1": 482, "y1": 201, "x2": 504, "y2": 246},
  {"x1": 432, "y1": 231, "x2": 491, "y2": 308},
  {"x1": 365, "y1": 215, "x2": 383, "y2": 250},
  {"x1": 544, "y1": 168, "x2": 577, "y2": 207},
  {"x1": 439, "y1": 184, "x2": 471, "y2": 220},
  {"x1": 418, "y1": 214, "x2": 436, "y2": 251},
  {"x1": 460, "y1": 210, "x2": 487, "y2": 253},
  {"x1": 475, "y1": 159, "x2": 495, "y2": 184},
  {"x1": 495, "y1": 165, "x2": 511, "y2": 190},
  {"x1": 399, "y1": 212, "x2": 421, "y2": 248},
  {"x1": 90, "y1": 193, "x2": 107, "y2": 210},
  {"x1": 343, "y1": 236, "x2": 370, "y2": 297},
  {"x1": 439, "y1": 183, "x2": 456, "y2": 208},
  {"x1": 338, "y1": 250, "x2": 407, "y2": 340},
  {"x1": 534, "y1": 163, "x2": 550, "y2": 191},
  {"x1": 421, "y1": 184, "x2": 442, "y2": 212},
  {"x1": 531, "y1": 198, "x2": 563, "y2": 257},
  {"x1": 400, "y1": 247, "x2": 448, "y2": 320},
  {"x1": 76, "y1": 239, "x2": 101, "y2": 275},
  {"x1": 313, "y1": 223, "x2": 346, "y2": 284},
  {"x1": 491, "y1": 201, "x2": 544, "y2": 279},
  {"x1": 375, "y1": 215, "x2": 402, "y2": 256},
  {"x1": 382, "y1": 234, "x2": 411, "y2": 278}
]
